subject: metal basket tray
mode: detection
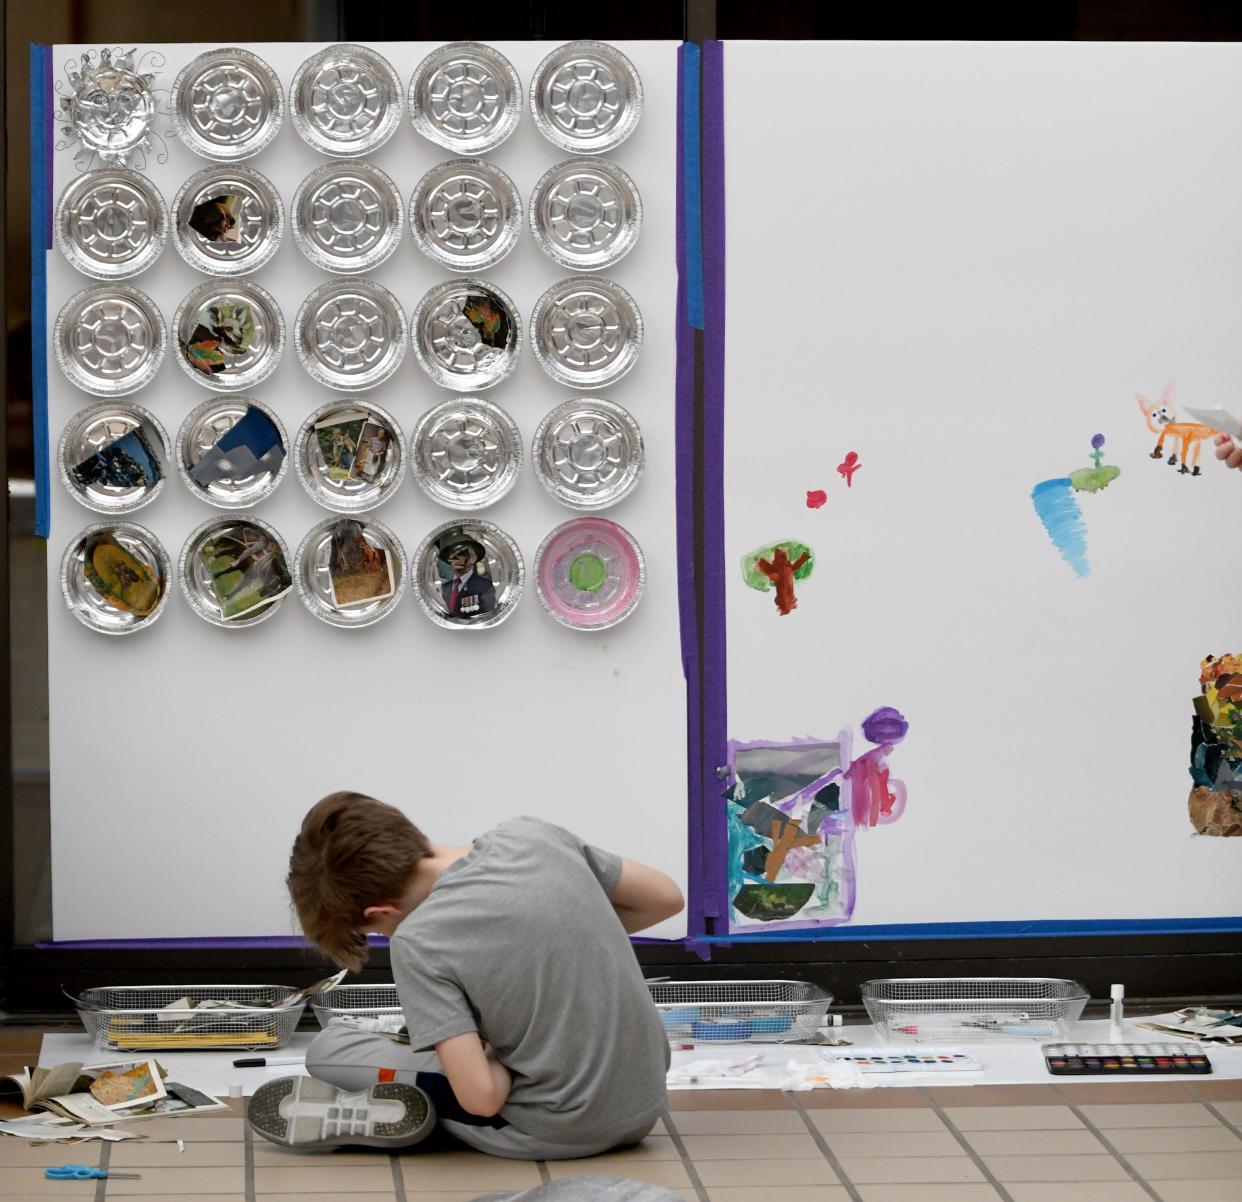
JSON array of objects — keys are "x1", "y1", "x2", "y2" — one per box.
[
  {"x1": 75, "y1": 984, "x2": 306, "y2": 1051},
  {"x1": 647, "y1": 979, "x2": 832, "y2": 1044},
  {"x1": 861, "y1": 977, "x2": 1090, "y2": 1042},
  {"x1": 310, "y1": 982, "x2": 403, "y2": 1029}
]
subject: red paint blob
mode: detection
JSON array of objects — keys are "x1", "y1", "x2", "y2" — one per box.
[
  {"x1": 806, "y1": 489, "x2": 827, "y2": 509},
  {"x1": 837, "y1": 451, "x2": 861, "y2": 487}
]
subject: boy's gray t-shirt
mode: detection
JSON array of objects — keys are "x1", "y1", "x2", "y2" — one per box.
[{"x1": 390, "y1": 815, "x2": 671, "y2": 1145}]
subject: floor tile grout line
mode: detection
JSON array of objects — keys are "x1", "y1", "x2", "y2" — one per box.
[
  {"x1": 536, "y1": 1158, "x2": 551, "y2": 1184},
  {"x1": 1048, "y1": 1084, "x2": 1167, "y2": 1202},
  {"x1": 389, "y1": 1151, "x2": 407, "y2": 1202},
  {"x1": 1182, "y1": 1084, "x2": 1242, "y2": 1140},
  {"x1": 915, "y1": 1088, "x2": 1015, "y2": 1202},
  {"x1": 95, "y1": 1136, "x2": 111, "y2": 1202},
  {"x1": 783, "y1": 1090, "x2": 865, "y2": 1202},
  {"x1": 660, "y1": 1106, "x2": 710, "y2": 1202},
  {"x1": 243, "y1": 1096, "x2": 256, "y2": 1202}
]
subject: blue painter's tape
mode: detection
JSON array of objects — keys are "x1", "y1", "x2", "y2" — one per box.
[
  {"x1": 30, "y1": 44, "x2": 51, "y2": 538},
  {"x1": 682, "y1": 42, "x2": 703, "y2": 331}
]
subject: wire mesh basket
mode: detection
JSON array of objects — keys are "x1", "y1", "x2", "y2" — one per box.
[
  {"x1": 74, "y1": 984, "x2": 306, "y2": 1051},
  {"x1": 647, "y1": 979, "x2": 832, "y2": 1043},
  {"x1": 310, "y1": 983, "x2": 403, "y2": 1032},
  {"x1": 861, "y1": 977, "x2": 1090, "y2": 1042}
]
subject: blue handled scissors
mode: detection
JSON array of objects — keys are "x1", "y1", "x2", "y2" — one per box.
[{"x1": 45, "y1": 1164, "x2": 141, "y2": 1180}]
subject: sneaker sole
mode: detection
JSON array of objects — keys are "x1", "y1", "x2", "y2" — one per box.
[{"x1": 248, "y1": 1077, "x2": 434, "y2": 1150}]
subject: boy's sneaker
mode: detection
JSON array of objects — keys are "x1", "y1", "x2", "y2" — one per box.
[{"x1": 248, "y1": 1076, "x2": 435, "y2": 1150}]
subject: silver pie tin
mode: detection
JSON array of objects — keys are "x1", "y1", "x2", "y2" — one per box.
[
  {"x1": 172, "y1": 278, "x2": 285, "y2": 392},
  {"x1": 294, "y1": 515, "x2": 407, "y2": 628},
  {"x1": 295, "y1": 398, "x2": 407, "y2": 514},
  {"x1": 532, "y1": 397, "x2": 644, "y2": 510},
  {"x1": 529, "y1": 41, "x2": 643, "y2": 155},
  {"x1": 534, "y1": 515, "x2": 645, "y2": 631},
  {"x1": 409, "y1": 158, "x2": 521, "y2": 273},
  {"x1": 54, "y1": 283, "x2": 166, "y2": 397},
  {"x1": 530, "y1": 276, "x2": 642, "y2": 389},
  {"x1": 410, "y1": 396, "x2": 521, "y2": 511},
  {"x1": 62, "y1": 520, "x2": 173, "y2": 636},
  {"x1": 59, "y1": 48, "x2": 157, "y2": 168},
  {"x1": 408, "y1": 42, "x2": 522, "y2": 154},
  {"x1": 291, "y1": 159, "x2": 404, "y2": 274},
  {"x1": 294, "y1": 279, "x2": 407, "y2": 391},
  {"x1": 58, "y1": 402, "x2": 170, "y2": 515},
  {"x1": 173, "y1": 48, "x2": 284, "y2": 162},
  {"x1": 411, "y1": 518, "x2": 523, "y2": 631},
  {"x1": 528, "y1": 157, "x2": 641, "y2": 271},
  {"x1": 176, "y1": 395, "x2": 289, "y2": 509},
  {"x1": 291, "y1": 43, "x2": 402, "y2": 156},
  {"x1": 55, "y1": 168, "x2": 167, "y2": 280},
  {"x1": 410, "y1": 278, "x2": 521, "y2": 391},
  {"x1": 172, "y1": 164, "x2": 284, "y2": 276},
  {"x1": 179, "y1": 514, "x2": 292, "y2": 628}
]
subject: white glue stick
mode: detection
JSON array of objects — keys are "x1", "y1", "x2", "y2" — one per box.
[{"x1": 1109, "y1": 984, "x2": 1125, "y2": 1042}]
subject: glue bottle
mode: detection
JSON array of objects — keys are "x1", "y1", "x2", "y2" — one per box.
[{"x1": 1109, "y1": 983, "x2": 1125, "y2": 1042}]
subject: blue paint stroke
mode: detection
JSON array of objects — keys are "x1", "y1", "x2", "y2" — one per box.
[{"x1": 1032, "y1": 477, "x2": 1088, "y2": 578}]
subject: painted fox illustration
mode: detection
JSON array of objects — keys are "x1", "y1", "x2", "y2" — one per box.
[{"x1": 1136, "y1": 380, "x2": 1219, "y2": 477}]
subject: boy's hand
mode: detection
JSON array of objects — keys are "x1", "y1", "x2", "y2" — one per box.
[
  {"x1": 436, "y1": 1031, "x2": 511, "y2": 1118},
  {"x1": 607, "y1": 858, "x2": 685, "y2": 933},
  {"x1": 1215, "y1": 433, "x2": 1242, "y2": 470}
]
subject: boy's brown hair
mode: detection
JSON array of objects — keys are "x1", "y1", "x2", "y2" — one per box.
[{"x1": 288, "y1": 791, "x2": 431, "y2": 970}]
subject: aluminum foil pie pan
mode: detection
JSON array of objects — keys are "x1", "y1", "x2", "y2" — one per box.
[
  {"x1": 58, "y1": 401, "x2": 170, "y2": 515},
  {"x1": 179, "y1": 514, "x2": 292, "y2": 628},
  {"x1": 530, "y1": 276, "x2": 642, "y2": 389},
  {"x1": 291, "y1": 159, "x2": 404, "y2": 274},
  {"x1": 294, "y1": 279, "x2": 407, "y2": 391},
  {"x1": 410, "y1": 278, "x2": 521, "y2": 391},
  {"x1": 171, "y1": 164, "x2": 283, "y2": 276},
  {"x1": 532, "y1": 397, "x2": 644, "y2": 510},
  {"x1": 291, "y1": 43, "x2": 402, "y2": 156},
  {"x1": 528, "y1": 157, "x2": 641, "y2": 271},
  {"x1": 62, "y1": 520, "x2": 173, "y2": 636},
  {"x1": 408, "y1": 41, "x2": 522, "y2": 154},
  {"x1": 534, "y1": 516, "x2": 645, "y2": 630},
  {"x1": 176, "y1": 395, "x2": 288, "y2": 509},
  {"x1": 55, "y1": 167, "x2": 167, "y2": 280},
  {"x1": 529, "y1": 41, "x2": 643, "y2": 155},
  {"x1": 411, "y1": 518, "x2": 523, "y2": 631},
  {"x1": 294, "y1": 398, "x2": 406, "y2": 514},
  {"x1": 54, "y1": 283, "x2": 166, "y2": 397},
  {"x1": 172, "y1": 278, "x2": 284, "y2": 392},
  {"x1": 410, "y1": 395, "x2": 521, "y2": 511},
  {"x1": 173, "y1": 47, "x2": 284, "y2": 161},
  {"x1": 409, "y1": 158, "x2": 521, "y2": 273},
  {"x1": 294, "y1": 514, "x2": 407, "y2": 628}
]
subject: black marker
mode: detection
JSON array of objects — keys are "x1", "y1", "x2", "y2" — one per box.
[{"x1": 231, "y1": 1056, "x2": 305, "y2": 1068}]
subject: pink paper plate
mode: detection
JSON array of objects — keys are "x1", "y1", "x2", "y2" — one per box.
[{"x1": 534, "y1": 516, "x2": 645, "y2": 630}]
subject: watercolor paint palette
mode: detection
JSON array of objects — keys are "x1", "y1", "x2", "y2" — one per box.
[
  {"x1": 820, "y1": 1046, "x2": 983, "y2": 1074},
  {"x1": 1043, "y1": 1043, "x2": 1212, "y2": 1075}
]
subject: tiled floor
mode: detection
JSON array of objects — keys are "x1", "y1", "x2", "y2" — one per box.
[{"x1": 7, "y1": 1026, "x2": 1242, "y2": 1201}]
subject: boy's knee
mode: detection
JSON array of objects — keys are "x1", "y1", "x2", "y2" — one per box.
[{"x1": 304, "y1": 1023, "x2": 355, "y2": 1078}]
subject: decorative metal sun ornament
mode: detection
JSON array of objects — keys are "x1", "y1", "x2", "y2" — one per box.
[{"x1": 57, "y1": 48, "x2": 166, "y2": 170}]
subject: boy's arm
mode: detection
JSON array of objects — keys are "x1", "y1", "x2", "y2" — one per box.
[
  {"x1": 606, "y1": 858, "x2": 685, "y2": 933},
  {"x1": 435, "y1": 1031, "x2": 511, "y2": 1118}
]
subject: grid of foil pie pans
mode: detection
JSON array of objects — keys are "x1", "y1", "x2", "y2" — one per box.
[
  {"x1": 55, "y1": 168, "x2": 167, "y2": 280},
  {"x1": 172, "y1": 48, "x2": 284, "y2": 161},
  {"x1": 529, "y1": 41, "x2": 643, "y2": 155},
  {"x1": 171, "y1": 164, "x2": 283, "y2": 276},
  {"x1": 176, "y1": 395, "x2": 289, "y2": 510},
  {"x1": 530, "y1": 276, "x2": 642, "y2": 390},
  {"x1": 409, "y1": 158, "x2": 522, "y2": 273},
  {"x1": 294, "y1": 398, "x2": 407, "y2": 514},
  {"x1": 54, "y1": 283, "x2": 166, "y2": 398},
  {"x1": 61, "y1": 520, "x2": 173, "y2": 636},
  {"x1": 410, "y1": 395, "x2": 522, "y2": 511},
  {"x1": 528, "y1": 157, "x2": 641, "y2": 271},
  {"x1": 531, "y1": 397, "x2": 644, "y2": 510},
  {"x1": 410, "y1": 517, "x2": 524, "y2": 632},
  {"x1": 534, "y1": 516, "x2": 645, "y2": 631},
  {"x1": 179, "y1": 514, "x2": 293, "y2": 629},
  {"x1": 294, "y1": 514, "x2": 407, "y2": 628},
  {"x1": 58, "y1": 401, "x2": 170, "y2": 515},
  {"x1": 407, "y1": 42, "x2": 522, "y2": 154},
  {"x1": 291, "y1": 159, "x2": 404, "y2": 274},
  {"x1": 172, "y1": 278, "x2": 285, "y2": 393},
  {"x1": 291, "y1": 43, "x2": 403, "y2": 156},
  {"x1": 410, "y1": 278, "x2": 522, "y2": 391},
  {"x1": 294, "y1": 279, "x2": 407, "y2": 391}
]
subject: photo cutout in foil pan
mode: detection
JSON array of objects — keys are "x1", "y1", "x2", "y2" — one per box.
[
  {"x1": 530, "y1": 276, "x2": 642, "y2": 389},
  {"x1": 59, "y1": 401, "x2": 170, "y2": 514},
  {"x1": 55, "y1": 167, "x2": 167, "y2": 280},
  {"x1": 173, "y1": 278, "x2": 284, "y2": 392},
  {"x1": 412, "y1": 519, "x2": 523, "y2": 631},
  {"x1": 291, "y1": 43, "x2": 402, "y2": 156},
  {"x1": 172, "y1": 164, "x2": 283, "y2": 276},
  {"x1": 291, "y1": 159, "x2": 404, "y2": 274},
  {"x1": 177, "y1": 396, "x2": 288, "y2": 509},
  {"x1": 410, "y1": 278, "x2": 521, "y2": 391},
  {"x1": 54, "y1": 283, "x2": 166, "y2": 397},
  {"x1": 528, "y1": 157, "x2": 641, "y2": 271},
  {"x1": 294, "y1": 278, "x2": 407, "y2": 391},
  {"x1": 409, "y1": 157, "x2": 521, "y2": 273},
  {"x1": 529, "y1": 41, "x2": 642, "y2": 155},
  {"x1": 62, "y1": 521, "x2": 172, "y2": 635},
  {"x1": 410, "y1": 395, "x2": 521, "y2": 511},
  {"x1": 295, "y1": 515, "x2": 406, "y2": 628},
  {"x1": 295, "y1": 399, "x2": 406, "y2": 513},
  {"x1": 535, "y1": 515, "x2": 645, "y2": 631},
  {"x1": 532, "y1": 397, "x2": 644, "y2": 510},
  {"x1": 408, "y1": 42, "x2": 522, "y2": 154},
  {"x1": 179, "y1": 515, "x2": 292, "y2": 628},
  {"x1": 172, "y1": 48, "x2": 283, "y2": 161}
]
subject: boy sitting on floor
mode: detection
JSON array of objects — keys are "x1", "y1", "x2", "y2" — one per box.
[{"x1": 248, "y1": 792, "x2": 683, "y2": 1160}]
